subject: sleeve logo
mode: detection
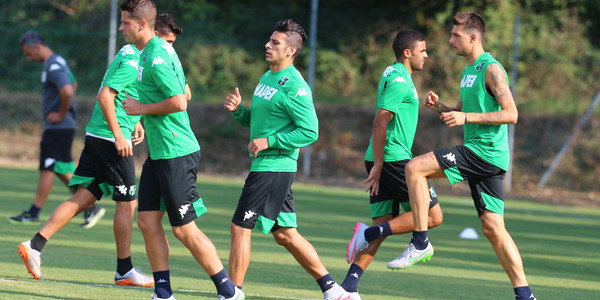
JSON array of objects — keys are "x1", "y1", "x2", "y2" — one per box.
[
  {"x1": 48, "y1": 63, "x2": 61, "y2": 72},
  {"x1": 152, "y1": 56, "x2": 166, "y2": 67},
  {"x1": 392, "y1": 76, "x2": 407, "y2": 84},
  {"x1": 295, "y1": 88, "x2": 309, "y2": 97}
]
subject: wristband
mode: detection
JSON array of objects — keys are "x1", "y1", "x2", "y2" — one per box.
[{"x1": 465, "y1": 113, "x2": 468, "y2": 124}]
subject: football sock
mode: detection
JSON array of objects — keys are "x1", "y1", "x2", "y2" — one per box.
[
  {"x1": 210, "y1": 268, "x2": 235, "y2": 298},
  {"x1": 364, "y1": 222, "x2": 392, "y2": 243},
  {"x1": 153, "y1": 270, "x2": 172, "y2": 298},
  {"x1": 514, "y1": 286, "x2": 535, "y2": 299},
  {"x1": 30, "y1": 232, "x2": 47, "y2": 252},
  {"x1": 236, "y1": 285, "x2": 242, "y2": 290},
  {"x1": 411, "y1": 230, "x2": 429, "y2": 250},
  {"x1": 29, "y1": 204, "x2": 41, "y2": 218},
  {"x1": 316, "y1": 273, "x2": 336, "y2": 293},
  {"x1": 117, "y1": 256, "x2": 134, "y2": 276},
  {"x1": 341, "y1": 263, "x2": 364, "y2": 293}
]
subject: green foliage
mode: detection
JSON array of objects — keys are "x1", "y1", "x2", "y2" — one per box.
[{"x1": 1, "y1": 0, "x2": 599, "y2": 114}]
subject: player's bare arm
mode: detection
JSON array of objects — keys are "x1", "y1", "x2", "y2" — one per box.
[
  {"x1": 123, "y1": 93, "x2": 187, "y2": 115},
  {"x1": 465, "y1": 63, "x2": 518, "y2": 125},
  {"x1": 98, "y1": 86, "x2": 132, "y2": 156},
  {"x1": 131, "y1": 121, "x2": 145, "y2": 146},
  {"x1": 47, "y1": 84, "x2": 74, "y2": 123},
  {"x1": 423, "y1": 91, "x2": 458, "y2": 114},
  {"x1": 185, "y1": 83, "x2": 192, "y2": 101},
  {"x1": 363, "y1": 108, "x2": 392, "y2": 196}
]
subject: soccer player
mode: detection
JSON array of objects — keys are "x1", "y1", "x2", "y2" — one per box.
[
  {"x1": 224, "y1": 19, "x2": 350, "y2": 300},
  {"x1": 154, "y1": 11, "x2": 192, "y2": 101},
  {"x1": 342, "y1": 30, "x2": 443, "y2": 300},
  {"x1": 12, "y1": 31, "x2": 105, "y2": 227},
  {"x1": 119, "y1": 1, "x2": 243, "y2": 299},
  {"x1": 394, "y1": 12, "x2": 536, "y2": 300},
  {"x1": 16, "y1": 38, "x2": 154, "y2": 287}
]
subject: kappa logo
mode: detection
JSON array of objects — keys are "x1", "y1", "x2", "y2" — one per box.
[
  {"x1": 243, "y1": 210, "x2": 256, "y2": 221},
  {"x1": 179, "y1": 204, "x2": 191, "y2": 219},
  {"x1": 152, "y1": 56, "x2": 166, "y2": 67},
  {"x1": 220, "y1": 278, "x2": 229, "y2": 285},
  {"x1": 48, "y1": 63, "x2": 62, "y2": 72},
  {"x1": 350, "y1": 272, "x2": 359, "y2": 279},
  {"x1": 161, "y1": 43, "x2": 175, "y2": 56},
  {"x1": 121, "y1": 45, "x2": 135, "y2": 56},
  {"x1": 461, "y1": 74, "x2": 477, "y2": 88},
  {"x1": 379, "y1": 225, "x2": 384, "y2": 235},
  {"x1": 382, "y1": 66, "x2": 394, "y2": 77},
  {"x1": 116, "y1": 185, "x2": 128, "y2": 195},
  {"x1": 443, "y1": 152, "x2": 457, "y2": 164},
  {"x1": 44, "y1": 158, "x2": 56, "y2": 168},
  {"x1": 325, "y1": 280, "x2": 335, "y2": 286},
  {"x1": 126, "y1": 59, "x2": 138, "y2": 68},
  {"x1": 156, "y1": 279, "x2": 168, "y2": 283},
  {"x1": 392, "y1": 76, "x2": 407, "y2": 84},
  {"x1": 295, "y1": 88, "x2": 309, "y2": 97}
]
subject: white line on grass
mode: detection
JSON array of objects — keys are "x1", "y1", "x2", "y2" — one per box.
[{"x1": 0, "y1": 278, "x2": 321, "y2": 300}]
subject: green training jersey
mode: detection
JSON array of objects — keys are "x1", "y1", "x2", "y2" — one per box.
[
  {"x1": 365, "y1": 62, "x2": 418, "y2": 162},
  {"x1": 232, "y1": 64, "x2": 318, "y2": 172},
  {"x1": 460, "y1": 52, "x2": 510, "y2": 170},
  {"x1": 85, "y1": 44, "x2": 141, "y2": 139},
  {"x1": 136, "y1": 36, "x2": 199, "y2": 160}
]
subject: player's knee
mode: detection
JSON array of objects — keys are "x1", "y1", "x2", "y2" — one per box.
[
  {"x1": 273, "y1": 231, "x2": 292, "y2": 247},
  {"x1": 481, "y1": 222, "x2": 503, "y2": 242}
]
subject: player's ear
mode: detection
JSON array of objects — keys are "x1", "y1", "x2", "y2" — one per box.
[
  {"x1": 139, "y1": 18, "x2": 147, "y2": 31},
  {"x1": 403, "y1": 48, "x2": 411, "y2": 58},
  {"x1": 287, "y1": 46, "x2": 297, "y2": 57}
]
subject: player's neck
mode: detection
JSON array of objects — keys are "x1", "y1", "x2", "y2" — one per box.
[
  {"x1": 40, "y1": 48, "x2": 54, "y2": 62},
  {"x1": 269, "y1": 59, "x2": 293, "y2": 73},
  {"x1": 136, "y1": 33, "x2": 156, "y2": 52},
  {"x1": 398, "y1": 59, "x2": 413, "y2": 74},
  {"x1": 465, "y1": 45, "x2": 485, "y2": 65}
]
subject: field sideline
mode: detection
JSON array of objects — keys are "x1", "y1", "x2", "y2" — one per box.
[{"x1": 0, "y1": 167, "x2": 599, "y2": 299}]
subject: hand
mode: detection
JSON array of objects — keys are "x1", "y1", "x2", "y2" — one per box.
[
  {"x1": 46, "y1": 112, "x2": 64, "y2": 124},
  {"x1": 123, "y1": 92, "x2": 142, "y2": 115},
  {"x1": 131, "y1": 122, "x2": 145, "y2": 146},
  {"x1": 423, "y1": 91, "x2": 440, "y2": 111},
  {"x1": 363, "y1": 164, "x2": 382, "y2": 196},
  {"x1": 440, "y1": 111, "x2": 466, "y2": 127},
  {"x1": 248, "y1": 137, "x2": 269, "y2": 158},
  {"x1": 224, "y1": 87, "x2": 242, "y2": 112},
  {"x1": 114, "y1": 135, "x2": 133, "y2": 157}
]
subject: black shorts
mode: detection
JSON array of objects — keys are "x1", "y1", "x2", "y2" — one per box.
[
  {"x1": 232, "y1": 172, "x2": 297, "y2": 234},
  {"x1": 433, "y1": 145, "x2": 506, "y2": 217},
  {"x1": 137, "y1": 151, "x2": 207, "y2": 226},
  {"x1": 365, "y1": 160, "x2": 439, "y2": 218},
  {"x1": 39, "y1": 129, "x2": 75, "y2": 174},
  {"x1": 69, "y1": 135, "x2": 136, "y2": 202}
]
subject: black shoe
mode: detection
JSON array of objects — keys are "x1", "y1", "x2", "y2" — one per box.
[
  {"x1": 9, "y1": 211, "x2": 39, "y2": 224},
  {"x1": 80, "y1": 206, "x2": 106, "y2": 229}
]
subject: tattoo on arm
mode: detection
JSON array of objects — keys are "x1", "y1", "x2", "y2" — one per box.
[{"x1": 480, "y1": 64, "x2": 515, "y2": 124}]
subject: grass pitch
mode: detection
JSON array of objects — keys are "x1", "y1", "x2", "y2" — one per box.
[{"x1": 0, "y1": 167, "x2": 599, "y2": 299}]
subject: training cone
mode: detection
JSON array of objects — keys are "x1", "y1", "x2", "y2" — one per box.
[{"x1": 459, "y1": 227, "x2": 479, "y2": 239}]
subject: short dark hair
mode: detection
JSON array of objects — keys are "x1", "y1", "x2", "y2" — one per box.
[
  {"x1": 453, "y1": 11, "x2": 486, "y2": 39},
  {"x1": 120, "y1": 0, "x2": 157, "y2": 30},
  {"x1": 155, "y1": 12, "x2": 182, "y2": 36},
  {"x1": 20, "y1": 30, "x2": 45, "y2": 48},
  {"x1": 273, "y1": 19, "x2": 307, "y2": 56},
  {"x1": 392, "y1": 30, "x2": 426, "y2": 59}
]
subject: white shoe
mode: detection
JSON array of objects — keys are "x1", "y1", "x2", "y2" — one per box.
[
  {"x1": 218, "y1": 286, "x2": 245, "y2": 300},
  {"x1": 151, "y1": 293, "x2": 176, "y2": 300},
  {"x1": 17, "y1": 241, "x2": 43, "y2": 280},
  {"x1": 115, "y1": 267, "x2": 154, "y2": 287},
  {"x1": 346, "y1": 222, "x2": 369, "y2": 263},
  {"x1": 387, "y1": 242, "x2": 434, "y2": 270},
  {"x1": 323, "y1": 283, "x2": 351, "y2": 300},
  {"x1": 348, "y1": 291, "x2": 361, "y2": 300}
]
